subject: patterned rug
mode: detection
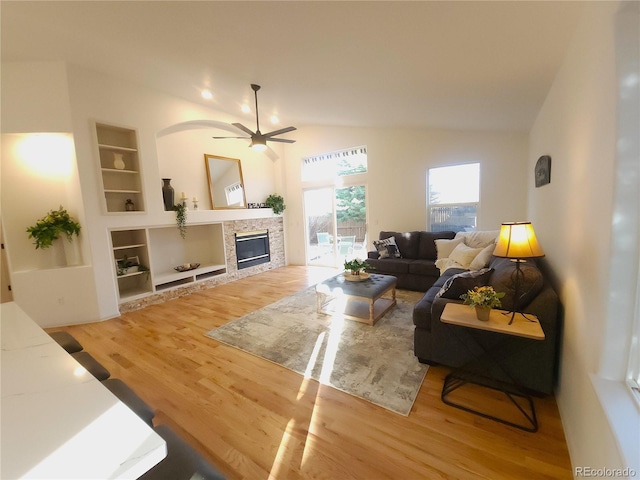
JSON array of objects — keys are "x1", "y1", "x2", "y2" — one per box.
[{"x1": 205, "y1": 286, "x2": 427, "y2": 415}]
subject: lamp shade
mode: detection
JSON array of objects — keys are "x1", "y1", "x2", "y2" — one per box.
[{"x1": 493, "y1": 222, "x2": 545, "y2": 259}]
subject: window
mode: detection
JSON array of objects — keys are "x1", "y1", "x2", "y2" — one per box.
[
  {"x1": 302, "y1": 146, "x2": 367, "y2": 182},
  {"x1": 427, "y1": 163, "x2": 479, "y2": 232}
]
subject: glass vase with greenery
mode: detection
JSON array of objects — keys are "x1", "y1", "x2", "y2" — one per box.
[{"x1": 26, "y1": 206, "x2": 81, "y2": 249}]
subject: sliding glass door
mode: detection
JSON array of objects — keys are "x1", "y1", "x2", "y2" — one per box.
[{"x1": 305, "y1": 185, "x2": 367, "y2": 267}]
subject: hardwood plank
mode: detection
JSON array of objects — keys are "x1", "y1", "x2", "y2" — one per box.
[{"x1": 49, "y1": 266, "x2": 573, "y2": 480}]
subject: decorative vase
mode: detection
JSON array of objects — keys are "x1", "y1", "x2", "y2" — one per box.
[
  {"x1": 62, "y1": 238, "x2": 83, "y2": 266},
  {"x1": 162, "y1": 178, "x2": 174, "y2": 211},
  {"x1": 113, "y1": 152, "x2": 126, "y2": 170},
  {"x1": 475, "y1": 306, "x2": 491, "y2": 321}
]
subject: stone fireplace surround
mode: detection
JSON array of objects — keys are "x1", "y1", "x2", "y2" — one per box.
[{"x1": 119, "y1": 217, "x2": 284, "y2": 313}]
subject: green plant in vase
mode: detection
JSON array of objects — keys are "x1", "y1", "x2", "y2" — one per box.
[
  {"x1": 460, "y1": 285, "x2": 505, "y2": 321},
  {"x1": 173, "y1": 203, "x2": 187, "y2": 239},
  {"x1": 265, "y1": 194, "x2": 285, "y2": 215},
  {"x1": 26, "y1": 206, "x2": 81, "y2": 249},
  {"x1": 343, "y1": 258, "x2": 369, "y2": 276}
]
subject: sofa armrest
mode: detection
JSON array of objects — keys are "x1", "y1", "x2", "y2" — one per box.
[{"x1": 367, "y1": 250, "x2": 380, "y2": 260}]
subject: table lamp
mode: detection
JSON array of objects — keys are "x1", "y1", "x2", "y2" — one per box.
[{"x1": 493, "y1": 222, "x2": 545, "y2": 324}]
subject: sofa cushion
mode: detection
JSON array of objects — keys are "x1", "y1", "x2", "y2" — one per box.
[
  {"x1": 380, "y1": 231, "x2": 421, "y2": 259},
  {"x1": 454, "y1": 230, "x2": 499, "y2": 248},
  {"x1": 449, "y1": 243, "x2": 483, "y2": 269},
  {"x1": 488, "y1": 257, "x2": 544, "y2": 311},
  {"x1": 469, "y1": 244, "x2": 495, "y2": 270},
  {"x1": 435, "y1": 237, "x2": 464, "y2": 260},
  {"x1": 373, "y1": 236, "x2": 401, "y2": 259},
  {"x1": 408, "y1": 259, "x2": 440, "y2": 277},
  {"x1": 366, "y1": 257, "x2": 413, "y2": 274},
  {"x1": 436, "y1": 267, "x2": 494, "y2": 300},
  {"x1": 417, "y1": 231, "x2": 456, "y2": 260}
]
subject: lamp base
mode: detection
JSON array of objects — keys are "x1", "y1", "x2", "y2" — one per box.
[{"x1": 502, "y1": 310, "x2": 536, "y2": 325}]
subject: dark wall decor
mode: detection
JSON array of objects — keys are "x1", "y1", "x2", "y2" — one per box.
[{"x1": 535, "y1": 155, "x2": 552, "y2": 187}]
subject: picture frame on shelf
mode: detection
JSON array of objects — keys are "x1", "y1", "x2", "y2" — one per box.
[{"x1": 116, "y1": 255, "x2": 140, "y2": 275}]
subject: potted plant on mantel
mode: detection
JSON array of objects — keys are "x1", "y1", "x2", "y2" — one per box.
[
  {"x1": 460, "y1": 285, "x2": 505, "y2": 321},
  {"x1": 265, "y1": 194, "x2": 285, "y2": 215}
]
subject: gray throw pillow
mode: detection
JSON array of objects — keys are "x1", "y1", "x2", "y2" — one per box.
[
  {"x1": 436, "y1": 267, "x2": 494, "y2": 300},
  {"x1": 488, "y1": 258, "x2": 544, "y2": 311}
]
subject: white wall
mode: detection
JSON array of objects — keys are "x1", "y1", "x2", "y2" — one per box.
[
  {"x1": 283, "y1": 126, "x2": 528, "y2": 265},
  {"x1": 529, "y1": 1, "x2": 638, "y2": 471},
  {"x1": 2, "y1": 62, "x2": 282, "y2": 322}
]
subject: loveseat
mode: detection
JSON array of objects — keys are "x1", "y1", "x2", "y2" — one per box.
[
  {"x1": 366, "y1": 231, "x2": 457, "y2": 291},
  {"x1": 412, "y1": 255, "x2": 560, "y2": 395}
]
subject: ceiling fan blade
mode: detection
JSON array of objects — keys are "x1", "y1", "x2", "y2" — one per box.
[
  {"x1": 263, "y1": 126, "x2": 297, "y2": 138},
  {"x1": 267, "y1": 137, "x2": 296, "y2": 144},
  {"x1": 212, "y1": 136, "x2": 249, "y2": 139},
  {"x1": 232, "y1": 123, "x2": 255, "y2": 136}
]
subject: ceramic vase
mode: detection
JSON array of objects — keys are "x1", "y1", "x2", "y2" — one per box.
[
  {"x1": 162, "y1": 178, "x2": 174, "y2": 211},
  {"x1": 475, "y1": 306, "x2": 491, "y2": 321},
  {"x1": 113, "y1": 153, "x2": 126, "y2": 170}
]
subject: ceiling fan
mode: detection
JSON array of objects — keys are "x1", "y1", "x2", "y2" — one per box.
[{"x1": 213, "y1": 84, "x2": 296, "y2": 152}]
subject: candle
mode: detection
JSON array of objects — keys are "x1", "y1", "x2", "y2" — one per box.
[
  {"x1": 193, "y1": 196, "x2": 197, "y2": 202},
  {"x1": 181, "y1": 192, "x2": 186, "y2": 199}
]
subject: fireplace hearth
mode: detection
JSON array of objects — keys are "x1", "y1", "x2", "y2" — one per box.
[{"x1": 235, "y1": 230, "x2": 270, "y2": 270}]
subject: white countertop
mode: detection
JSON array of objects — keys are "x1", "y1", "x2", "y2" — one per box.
[{"x1": 1, "y1": 302, "x2": 166, "y2": 479}]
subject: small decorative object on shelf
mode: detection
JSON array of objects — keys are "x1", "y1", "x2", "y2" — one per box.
[
  {"x1": 265, "y1": 194, "x2": 285, "y2": 214},
  {"x1": 460, "y1": 286, "x2": 505, "y2": 321},
  {"x1": 247, "y1": 202, "x2": 268, "y2": 209},
  {"x1": 192, "y1": 197, "x2": 198, "y2": 210},
  {"x1": 113, "y1": 152, "x2": 126, "y2": 170},
  {"x1": 173, "y1": 203, "x2": 188, "y2": 239},
  {"x1": 26, "y1": 205, "x2": 81, "y2": 250},
  {"x1": 174, "y1": 263, "x2": 200, "y2": 272},
  {"x1": 180, "y1": 191, "x2": 188, "y2": 209},
  {"x1": 162, "y1": 178, "x2": 174, "y2": 211},
  {"x1": 125, "y1": 199, "x2": 135, "y2": 211}
]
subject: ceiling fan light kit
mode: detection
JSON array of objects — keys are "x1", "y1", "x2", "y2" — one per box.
[{"x1": 213, "y1": 84, "x2": 296, "y2": 151}]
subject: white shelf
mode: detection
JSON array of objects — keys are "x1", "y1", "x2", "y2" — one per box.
[
  {"x1": 154, "y1": 263, "x2": 226, "y2": 287},
  {"x1": 104, "y1": 189, "x2": 142, "y2": 194},
  {"x1": 98, "y1": 143, "x2": 138, "y2": 152},
  {"x1": 101, "y1": 168, "x2": 139, "y2": 174},
  {"x1": 117, "y1": 270, "x2": 148, "y2": 280},
  {"x1": 113, "y1": 243, "x2": 146, "y2": 251}
]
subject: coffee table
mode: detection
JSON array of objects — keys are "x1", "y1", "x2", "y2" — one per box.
[{"x1": 315, "y1": 273, "x2": 397, "y2": 325}]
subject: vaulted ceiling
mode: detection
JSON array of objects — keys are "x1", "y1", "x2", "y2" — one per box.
[{"x1": 1, "y1": 1, "x2": 585, "y2": 132}]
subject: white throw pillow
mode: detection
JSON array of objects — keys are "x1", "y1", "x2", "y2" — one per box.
[
  {"x1": 454, "y1": 230, "x2": 500, "y2": 248},
  {"x1": 435, "y1": 237, "x2": 464, "y2": 260},
  {"x1": 469, "y1": 243, "x2": 495, "y2": 270},
  {"x1": 449, "y1": 243, "x2": 483, "y2": 269}
]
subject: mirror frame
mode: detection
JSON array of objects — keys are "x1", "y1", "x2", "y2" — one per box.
[{"x1": 204, "y1": 154, "x2": 247, "y2": 209}]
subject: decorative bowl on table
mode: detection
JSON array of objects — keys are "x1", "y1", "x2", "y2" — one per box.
[
  {"x1": 174, "y1": 263, "x2": 200, "y2": 272},
  {"x1": 343, "y1": 271, "x2": 370, "y2": 282}
]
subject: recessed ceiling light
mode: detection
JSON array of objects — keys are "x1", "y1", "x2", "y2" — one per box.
[
  {"x1": 241, "y1": 104, "x2": 251, "y2": 114},
  {"x1": 201, "y1": 89, "x2": 213, "y2": 100}
]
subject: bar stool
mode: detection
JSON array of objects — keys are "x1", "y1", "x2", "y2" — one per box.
[
  {"x1": 49, "y1": 331, "x2": 83, "y2": 353},
  {"x1": 71, "y1": 351, "x2": 111, "y2": 381},
  {"x1": 102, "y1": 378, "x2": 155, "y2": 427},
  {"x1": 139, "y1": 424, "x2": 226, "y2": 480}
]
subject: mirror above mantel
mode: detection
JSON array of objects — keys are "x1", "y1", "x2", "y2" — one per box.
[{"x1": 205, "y1": 154, "x2": 247, "y2": 209}]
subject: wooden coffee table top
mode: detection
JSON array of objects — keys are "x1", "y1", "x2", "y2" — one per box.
[{"x1": 316, "y1": 273, "x2": 397, "y2": 299}]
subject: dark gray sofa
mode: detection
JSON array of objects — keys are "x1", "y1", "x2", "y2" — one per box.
[
  {"x1": 412, "y1": 256, "x2": 560, "y2": 395},
  {"x1": 366, "y1": 230, "x2": 456, "y2": 291}
]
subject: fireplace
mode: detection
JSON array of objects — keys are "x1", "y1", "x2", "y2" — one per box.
[{"x1": 235, "y1": 230, "x2": 270, "y2": 270}]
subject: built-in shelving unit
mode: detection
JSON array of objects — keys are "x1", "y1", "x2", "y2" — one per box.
[
  {"x1": 109, "y1": 223, "x2": 227, "y2": 305},
  {"x1": 95, "y1": 123, "x2": 145, "y2": 213},
  {"x1": 111, "y1": 229, "x2": 152, "y2": 301}
]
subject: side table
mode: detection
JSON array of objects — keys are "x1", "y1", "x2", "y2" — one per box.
[{"x1": 440, "y1": 303, "x2": 545, "y2": 432}]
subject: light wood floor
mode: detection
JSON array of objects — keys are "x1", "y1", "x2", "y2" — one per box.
[{"x1": 51, "y1": 266, "x2": 573, "y2": 479}]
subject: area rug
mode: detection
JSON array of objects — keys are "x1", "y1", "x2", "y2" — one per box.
[{"x1": 205, "y1": 286, "x2": 427, "y2": 415}]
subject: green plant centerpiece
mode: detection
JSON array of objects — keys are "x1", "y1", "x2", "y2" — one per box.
[
  {"x1": 26, "y1": 206, "x2": 81, "y2": 249},
  {"x1": 173, "y1": 203, "x2": 187, "y2": 238},
  {"x1": 460, "y1": 285, "x2": 505, "y2": 321},
  {"x1": 265, "y1": 194, "x2": 285, "y2": 215},
  {"x1": 343, "y1": 258, "x2": 369, "y2": 276}
]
